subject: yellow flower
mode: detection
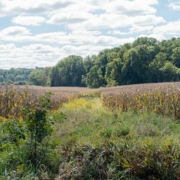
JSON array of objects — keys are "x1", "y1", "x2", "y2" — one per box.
[{"x1": 0, "y1": 116, "x2": 7, "y2": 122}]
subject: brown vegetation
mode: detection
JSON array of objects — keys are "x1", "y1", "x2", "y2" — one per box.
[
  {"x1": 0, "y1": 85, "x2": 81, "y2": 119},
  {"x1": 101, "y1": 82, "x2": 180, "y2": 119}
]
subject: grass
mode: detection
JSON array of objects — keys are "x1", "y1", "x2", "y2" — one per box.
[
  {"x1": 53, "y1": 97, "x2": 180, "y2": 147},
  {"x1": 51, "y1": 96, "x2": 180, "y2": 179}
]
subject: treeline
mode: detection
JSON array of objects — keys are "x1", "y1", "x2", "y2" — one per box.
[
  {"x1": 3, "y1": 37, "x2": 180, "y2": 88},
  {"x1": 0, "y1": 67, "x2": 42, "y2": 85},
  {"x1": 0, "y1": 68, "x2": 31, "y2": 85},
  {"x1": 31, "y1": 37, "x2": 180, "y2": 88}
]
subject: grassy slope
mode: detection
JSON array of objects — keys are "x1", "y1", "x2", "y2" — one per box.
[{"x1": 51, "y1": 96, "x2": 180, "y2": 179}]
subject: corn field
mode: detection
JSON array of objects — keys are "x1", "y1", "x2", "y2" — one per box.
[
  {"x1": 101, "y1": 82, "x2": 180, "y2": 119},
  {"x1": 0, "y1": 85, "x2": 78, "y2": 119}
]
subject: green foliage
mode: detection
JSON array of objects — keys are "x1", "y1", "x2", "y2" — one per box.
[
  {"x1": 58, "y1": 142, "x2": 180, "y2": 179},
  {"x1": 0, "y1": 91, "x2": 64, "y2": 179},
  {"x1": 29, "y1": 67, "x2": 51, "y2": 86},
  {"x1": 2, "y1": 90, "x2": 180, "y2": 179},
  {"x1": 86, "y1": 65, "x2": 104, "y2": 88},
  {"x1": 0, "y1": 68, "x2": 34, "y2": 84},
  {"x1": 23, "y1": 92, "x2": 54, "y2": 165},
  {"x1": 52, "y1": 95, "x2": 180, "y2": 179},
  {"x1": 0, "y1": 119, "x2": 28, "y2": 177},
  {"x1": 50, "y1": 55, "x2": 85, "y2": 86}
]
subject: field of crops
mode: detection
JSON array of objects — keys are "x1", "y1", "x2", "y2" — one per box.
[
  {"x1": 1, "y1": 82, "x2": 180, "y2": 179},
  {"x1": 101, "y1": 82, "x2": 180, "y2": 119},
  {"x1": 1, "y1": 82, "x2": 180, "y2": 120},
  {"x1": 0, "y1": 85, "x2": 82, "y2": 119}
]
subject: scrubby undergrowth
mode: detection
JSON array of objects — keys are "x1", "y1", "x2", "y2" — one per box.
[
  {"x1": 1, "y1": 88, "x2": 180, "y2": 179},
  {"x1": 52, "y1": 97, "x2": 180, "y2": 180}
]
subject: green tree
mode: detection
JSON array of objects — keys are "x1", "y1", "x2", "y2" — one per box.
[
  {"x1": 0, "y1": 75, "x2": 4, "y2": 82},
  {"x1": 132, "y1": 37, "x2": 158, "y2": 47},
  {"x1": 160, "y1": 62, "x2": 180, "y2": 81},
  {"x1": 149, "y1": 52, "x2": 167, "y2": 82},
  {"x1": 15, "y1": 75, "x2": 25, "y2": 81},
  {"x1": 29, "y1": 70, "x2": 42, "y2": 85},
  {"x1": 86, "y1": 66, "x2": 104, "y2": 88},
  {"x1": 51, "y1": 55, "x2": 85, "y2": 86},
  {"x1": 171, "y1": 47, "x2": 180, "y2": 68},
  {"x1": 7, "y1": 74, "x2": 14, "y2": 81},
  {"x1": 105, "y1": 58, "x2": 123, "y2": 86},
  {"x1": 121, "y1": 45, "x2": 150, "y2": 84}
]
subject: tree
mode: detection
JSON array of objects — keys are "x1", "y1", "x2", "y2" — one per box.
[
  {"x1": 149, "y1": 52, "x2": 167, "y2": 82},
  {"x1": 171, "y1": 47, "x2": 180, "y2": 68},
  {"x1": 0, "y1": 75, "x2": 4, "y2": 82},
  {"x1": 29, "y1": 70, "x2": 42, "y2": 86},
  {"x1": 50, "y1": 66, "x2": 60, "y2": 86},
  {"x1": 105, "y1": 58, "x2": 123, "y2": 86},
  {"x1": 15, "y1": 75, "x2": 25, "y2": 81},
  {"x1": 7, "y1": 74, "x2": 14, "y2": 81},
  {"x1": 86, "y1": 66, "x2": 104, "y2": 88},
  {"x1": 50, "y1": 55, "x2": 85, "y2": 87},
  {"x1": 132, "y1": 37, "x2": 158, "y2": 47},
  {"x1": 121, "y1": 45, "x2": 150, "y2": 84},
  {"x1": 160, "y1": 62, "x2": 180, "y2": 81}
]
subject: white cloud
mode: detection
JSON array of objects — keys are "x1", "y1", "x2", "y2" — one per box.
[
  {"x1": 95, "y1": 36, "x2": 134, "y2": 45},
  {"x1": 0, "y1": 43, "x2": 62, "y2": 69},
  {"x1": 68, "y1": 14, "x2": 165, "y2": 30},
  {"x1": 133, "y1": 0, "x2": 158, "y2": 5},
  {"x1": 0, "y1": 27, "x2": 135, "y2": 47},
  {"x1": 47, "y1": 12, "x2": 94, "y2": 24},
  {"x1": 60, "y1": 44, "x2": 112, "y2": 57},
  {"x1": 108, "y1": 25, "x2": 154, "y2": 35},
  {"x1": 153, "y1": 20, "x2": 180, "y2": 35},
  {"x1": 105, "y1": 0, "x2": 157, "y2": 15},
  {"x1": 0, "y1": 26, "x2": 31, "y2": 36},
  {"x1": 129, "y1": 25, "x2": 154, "y2": 33},
  {"x1": 0, "y1": 0, "x2": 74, "y2": 16},
  {"x1": 107, "y1": 30, "x2": 129, "y2": 35},
  {"x1": 12, "y1": 16, "x2": 46, "y2": 26},
  {"x1": 169, "y1": 2, "x2": 180, "y2": 10},
  {"x1": 0, "y1": 43, "x2": 110, "y2": 69}
]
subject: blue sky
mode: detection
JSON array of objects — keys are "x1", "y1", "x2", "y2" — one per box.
[{"x1": 0, "y1": 0, "x2": 180, "y2": 69}]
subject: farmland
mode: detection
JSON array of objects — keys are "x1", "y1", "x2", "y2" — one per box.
[{"x1": 1, "y1": 83, "x2": 180, "y2": 179}]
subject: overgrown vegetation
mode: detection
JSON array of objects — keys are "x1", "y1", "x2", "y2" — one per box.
[
  {"x1": 1, "y1": 83, "x2": 180, "y2": 179},
  {"x1": 53, "y1": 91, "x2": 180, "y2": 179},
  {"x1": 0, "y1": 85, "x2": 73, "y2": 179}
]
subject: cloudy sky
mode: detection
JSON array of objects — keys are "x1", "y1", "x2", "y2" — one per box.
[{"x1": 0, "y1": 0, "x2": 180, "y2": 69}]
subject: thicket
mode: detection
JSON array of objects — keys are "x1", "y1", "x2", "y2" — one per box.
[{"x1": 0, "y1": 86, "x2": 66, "y2": 179}]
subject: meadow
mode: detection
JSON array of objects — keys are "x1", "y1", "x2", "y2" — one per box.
[{"x1": 1, "y1": 83, "x2": 180, "y2": 179}]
